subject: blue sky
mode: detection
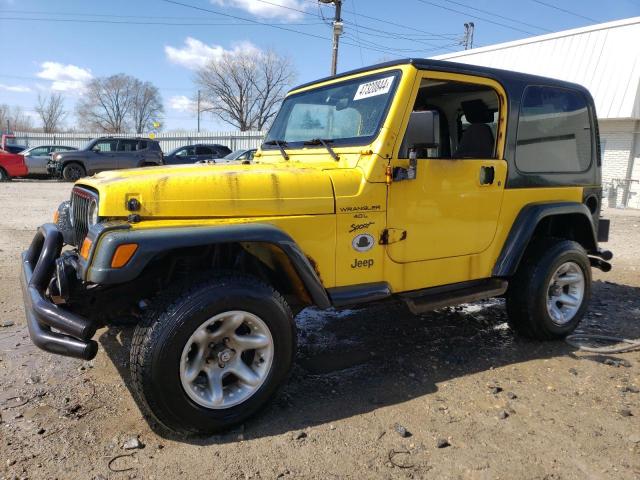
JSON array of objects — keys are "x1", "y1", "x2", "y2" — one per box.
[{"x1": 0, "y1": 0, "x2": 638, "y2": 131}]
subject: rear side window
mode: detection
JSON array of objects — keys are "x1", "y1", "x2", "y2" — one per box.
[
  {"x1": 196, "y1": 146, "x2": 214, "y2": 155},
  {"x1": 117, "y1": 140, "x2": 138, "y2": 152},
  {"x1": 138, "y1": 141, "x2": 148, "y2": 150},
  {"x1": 516, "y1": 86, "x2": 592, "y2": 173}
]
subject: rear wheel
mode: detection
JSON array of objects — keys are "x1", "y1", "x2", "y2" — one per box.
[
  {"x1": 130, "y1": 274, "x2": 295, "y2": 435},
  {"x1": 506, "y1": 239, "x2": 591, "y2": 339},
  {"x1": 62, "y1": 162, "x2": 85, "y2": 181}
]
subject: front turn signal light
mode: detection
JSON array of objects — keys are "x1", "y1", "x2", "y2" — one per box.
[
  {"x1": 111, "y1": 243, "x2": 138, "y2": 268},
  {"x1": 80, "y1": 238, "x2": 93, "y2": 259},
  {"x1": 53, "y1": 210, "x2": 60, "y2": 223}
]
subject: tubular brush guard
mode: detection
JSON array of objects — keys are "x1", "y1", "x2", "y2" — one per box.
[{"x1": 21, "y1": 223, "x2": 98, "y2": 360}]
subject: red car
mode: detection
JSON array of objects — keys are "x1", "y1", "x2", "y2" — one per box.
[{"x1": 0, "y1": 149, "x2": 28, "y2": 180}]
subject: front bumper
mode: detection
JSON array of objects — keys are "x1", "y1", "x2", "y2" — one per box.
[
  {"x1": 47, "y1": 160, "x2": 61, "y2": 177},
  {"x1": 21, "y1": 223, "x2": 98, "y2": 360}
]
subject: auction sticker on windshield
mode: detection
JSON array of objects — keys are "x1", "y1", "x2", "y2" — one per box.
[{"x1": 353, "y1": 76, "x2": 394, "y2": 101}]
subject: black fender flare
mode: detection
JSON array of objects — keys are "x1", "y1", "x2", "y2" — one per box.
[
  {"x1": 83, "y1": 222, "x2": 331, "y2": 309},
  {"x1": 492, "y1": 202, "x2": 597, "y2": 277}
]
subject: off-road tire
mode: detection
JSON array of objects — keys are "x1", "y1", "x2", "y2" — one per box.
[
  {"x1": 62, "y1": 162, "x2": 85, "y2": 182},
  {"x1": 0, "y1": 168, "x2": 9, "y2": 182},
  {"x1": 506, "y1": 238, "x2": 591, "y2": 339},
  {"x1": 130, "y1": 274, "x2": 295, "y2": 436}
]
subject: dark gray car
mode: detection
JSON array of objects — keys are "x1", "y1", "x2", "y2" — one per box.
[
  {"x1": 51, "y1": 137, "x2": 163, "y2": 181},
  {"x1": 163, "y1": 144, "x2": 231, "y2": 165},
  {"x1": 21, "y1": 145, "x2": 77, "y2": 176}
]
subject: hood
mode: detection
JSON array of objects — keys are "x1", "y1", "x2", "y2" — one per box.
[{"x1": 78, "y1": 162, "x2": 337, "y2": 218}]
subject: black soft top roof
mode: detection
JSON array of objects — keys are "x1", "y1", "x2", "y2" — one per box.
[{"x1": 290, "y1": 58, "x2": 591, "y2": 96}]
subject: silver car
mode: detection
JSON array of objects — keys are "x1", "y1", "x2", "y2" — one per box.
[{"x1": 21, "y1": 145, "x2": 77, "y2": 175}]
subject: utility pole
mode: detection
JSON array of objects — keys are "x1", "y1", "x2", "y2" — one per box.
[
  {"x1": 319, "y1": 0, "x2": 343, "y2": 75},
  {"x1": 462, "y1": 22, "x2": 475, "y2": 50},
  {"x1": 197, "y1": 90, "x2": 201, "y2": 133}
]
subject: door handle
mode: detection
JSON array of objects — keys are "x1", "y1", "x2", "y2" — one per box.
[{"x1": 479, "y1": 166, "x2": 495, "y2": 185}]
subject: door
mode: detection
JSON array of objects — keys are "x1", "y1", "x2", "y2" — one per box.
[
  {"x1": 89, "y1": 139, "x2": 118, "y2": 172},
  {"x1": 171, "y1": 146, "x2": 197, "y2": 164},
  {"x1": 116, "y1": 139, "x2": 141, "y2": 169},
  {"x1": 386, "y1": 72, "x2": 508, "y2": 263},
  {"x1": 196, "y1": 146, "x2": 215, "y2": 162},
  {"x1": 24, "y1": 146, "x2": 51, "y2": 174}
]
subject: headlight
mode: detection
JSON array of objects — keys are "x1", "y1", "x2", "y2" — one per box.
[{"x1": 88, "y1": 199, "x2": 99, "y2": 226}]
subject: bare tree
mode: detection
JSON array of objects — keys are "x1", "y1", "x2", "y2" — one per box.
[
  {"x1": 35, "y1": 93, "x2": 66, "y2": 133},
  {"x1": 196, "y1": 49, "x2": 296, "y2": 131},
  {"x1": 0, "y1": 104, "x2": 34, "y2": 132},
  {"x1": 131, "y1": 80, "x2": 163, "y2": 134},
  {"x1": 76, "y1": 74, "x2": 135, "y2": 133}
]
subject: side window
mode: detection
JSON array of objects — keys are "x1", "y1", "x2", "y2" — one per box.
[
  {"x1": 196, "y1": 146, "x2": 214, "y2": 155},
  {"x1": 399, "y1": 78, "x2": 500, "y2": 159},
  {"x1": 31, "y1": 147, "x2": 50, "y2": 156},
  {"x1": 117, "y1": 140, "x2": 138, "y2": 152},
  {"x1": 93, "y1": 141, "x2": 116, "y2": 152},
  {"x1": 176, "y1": 146, "x2": 195, "y2": 157},
  {"x1": 138, "y1": 141, "x2": 148, "y2": 150},
  {"x1": 516, "y1": 86, "x2": 592, "y2": 173}
]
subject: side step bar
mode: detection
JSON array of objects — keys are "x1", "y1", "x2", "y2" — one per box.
[{"x1": 400, "y1": 278, "x2": 508, "y2": 315}]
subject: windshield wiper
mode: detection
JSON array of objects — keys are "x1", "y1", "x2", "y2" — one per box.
[
  {"x1": 303, "y1": 138, "x2": 339, "y2": 161},
  {"x1": 263, "y1": 139, "x2": 289, "y2": 160}
]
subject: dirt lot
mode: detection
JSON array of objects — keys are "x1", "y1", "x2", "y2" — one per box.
[{"x1": 0, "y1": 180, "x2": 639, "y2": 480}]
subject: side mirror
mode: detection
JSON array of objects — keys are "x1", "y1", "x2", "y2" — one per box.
[{"x1": 400, "y1": 110, "x2": 440, "y2": 158}]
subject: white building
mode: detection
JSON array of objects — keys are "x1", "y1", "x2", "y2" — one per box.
[{"x1": 434, "y1": 17, "x2": 640, "y2": 209}]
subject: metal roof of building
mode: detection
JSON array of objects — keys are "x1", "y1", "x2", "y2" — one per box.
[{"x1": 433, "y1": 17, "x2": 640, "y2": 120}]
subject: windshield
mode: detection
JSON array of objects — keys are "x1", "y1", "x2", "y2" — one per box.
[
  {"x1": 264, "y1": 70, "x2": 401, "y2": 148},
  {"x1": 224, "y1": 149, "x2": 245, "y2": 160},
  {"x1": 167, "y1": 146, "x2": 183, "y2": 156}
]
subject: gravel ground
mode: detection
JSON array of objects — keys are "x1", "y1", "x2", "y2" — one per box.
[{"x1": 0, "y1": 180, "x2": 639, "y2": 480}]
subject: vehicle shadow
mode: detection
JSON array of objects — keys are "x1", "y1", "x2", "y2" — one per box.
[{"x1": 98, "y1": 279, "x2": 640, "y2": 444}]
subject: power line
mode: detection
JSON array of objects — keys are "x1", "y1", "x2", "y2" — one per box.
[
  {"x1": 442, "y1": 0, "x2": 552, "y2": 32},
  {"x1": 350, "y1": 0, "x2": 365, "y2": 66},
  {"x1": 0, "y1": 16, "x2": 326, "y2": 27},
  {"x1": 159, "y1": 0, "x2": 446, "y2": 58},
  {"x1": 300, "y1": 0, "x2": 463, "y2": 42},
  {"x1": 530, "y1": 0, "x2": 600, "y2": 23},
  {"x1": 416, "y1": 0, "x2": 537, "y2": 35},
  {"x1": 0, "y1": 9, "x2": 320, "y2": 23}
]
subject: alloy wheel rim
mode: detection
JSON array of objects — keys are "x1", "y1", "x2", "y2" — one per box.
[
  {"x1": 69, "y1": 166, "x2": 82, "y2": 180},
  {"x1": 179, "y1": 310, "x2": 274, "y2": 409},
  {"x1": 546, "y1": 261, "x2": 585, "y2": 326}
]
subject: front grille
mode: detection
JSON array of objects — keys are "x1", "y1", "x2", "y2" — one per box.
[{"x1": 70, "y1": 187, "x2": 97, "y2": 247}]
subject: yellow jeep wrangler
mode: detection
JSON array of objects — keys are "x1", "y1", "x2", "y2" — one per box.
[{"x1": 21, "y1": 59, "x2": 612, "y2": 435}]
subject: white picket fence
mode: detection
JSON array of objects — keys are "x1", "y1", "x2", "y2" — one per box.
[{"x1": 12, "y1": 131, "x2": 265, "y2": 153}]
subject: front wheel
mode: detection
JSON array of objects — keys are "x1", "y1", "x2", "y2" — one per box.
[
  {"x1": 0, "y1": 168, "x2": 9, "y2": 182},
  {"x1": 130, "y1": 274, "x2": 295, "y2": 436},
  {"x1": 62, "y1": 162, "x2": 85, "y2": 181},
  {"x1": 506, "y1": 239, "x2": 591, "y2": 339}
]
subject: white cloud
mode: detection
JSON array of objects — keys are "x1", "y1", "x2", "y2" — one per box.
[
  {"x1": 169, "y1": 95, "x2": 196, "y2": 112},
  {"x1": 0, "y1": 84, "x2": 32, "y2": 93},
  {"x1": 36, "y1": 61, "x2": 93, "y2": 92},
  {"x1": 211, "y1": 0, "x2": 308, "y2": 20},
  {"x1": 165, "y1": 38, "x2": 260, "y2": 70},
  {"x1": 169, "y1": 95, "x2": 215, "y2": 112}
]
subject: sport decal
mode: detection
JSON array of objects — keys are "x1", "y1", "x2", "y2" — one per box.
[
  {"x1": 353, "y1": 76, "x2": 394, "y2": 101},
  {"x1": 352, "y1": 233, "x2": 375, "y2": 252},
  {"x1": 349, "y1": 221, "x2": 374, "y2": 233}
]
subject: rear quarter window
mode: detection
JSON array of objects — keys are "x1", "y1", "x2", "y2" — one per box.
[{"x1": 516, "y1": 86, "x2": 592, "y2": 173}]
